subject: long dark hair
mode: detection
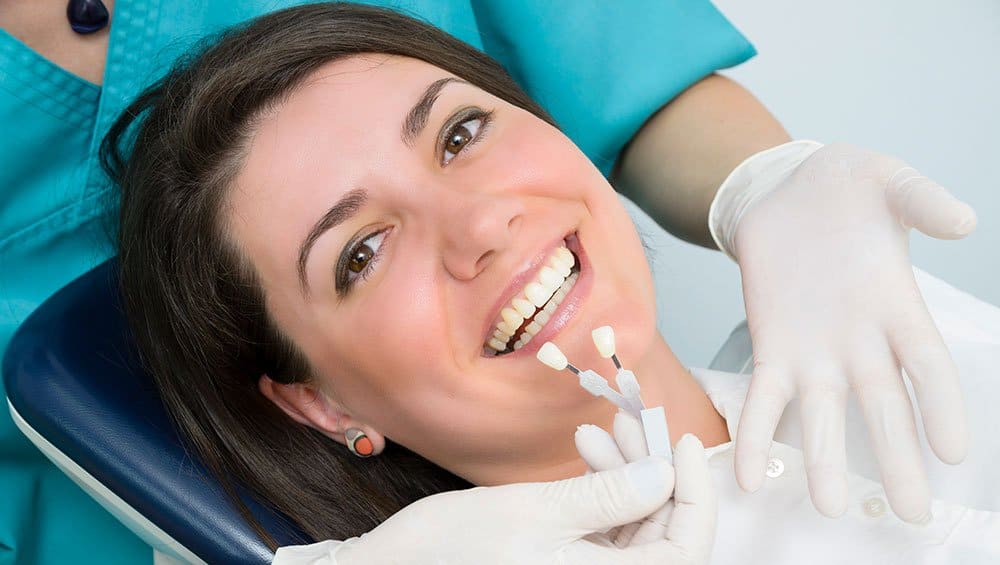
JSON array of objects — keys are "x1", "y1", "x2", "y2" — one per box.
[{"x1": 101, "y1": 3, "x2": 556, "y2": 549}]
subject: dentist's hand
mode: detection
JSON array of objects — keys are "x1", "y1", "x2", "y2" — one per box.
[
  {"x1": 576, "y1": 412, "x2": 717, "y2": 563},
  {"x1": 710, "y1": 141, "x2": 975, "y2": 523},
  {"x1": 274, "y1": 454, "x2": 689, "y2": 565}
]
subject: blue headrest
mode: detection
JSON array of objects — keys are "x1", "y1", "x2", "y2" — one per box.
[{"x1": 3, "y1": 259, "x2": 310, "y2": 564}]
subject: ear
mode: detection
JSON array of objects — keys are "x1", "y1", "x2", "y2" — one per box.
[{"x1": 258, "y1": 374, "x2": 386, "y2": 455}]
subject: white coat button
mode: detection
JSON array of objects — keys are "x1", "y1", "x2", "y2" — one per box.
[
  {"x1": 863, "y1": 497, "x2": 886, "y2": 517},
  {"x1": 765, "y1": 458, "x2": 784, "y2": 478}
]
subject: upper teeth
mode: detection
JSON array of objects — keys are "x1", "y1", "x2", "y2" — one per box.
[{"x1": 485, "y1": 245, "x2": 578, "y2": 355}]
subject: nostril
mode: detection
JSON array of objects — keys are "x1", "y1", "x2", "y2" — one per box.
[
  {"x1": 475, "y1": 250, "x2": 494, "y2": 273},
  {"x1": 507, "y1": 215, "x2": 521, "y2": 231}
]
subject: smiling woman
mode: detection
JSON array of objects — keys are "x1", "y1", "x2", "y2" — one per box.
[{"x1": 102, "y1": 1, "x2": 728, "y2": 550}]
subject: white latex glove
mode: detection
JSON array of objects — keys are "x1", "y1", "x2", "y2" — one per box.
[
  {"x1": 709, "y1": 141, "x2": 976, "y2": 523},
  {"x1": 274, "y1": 455, "x2": 688, "y2": 565},
  {"x1": 576, "y1": 411, "x2": 716, "y2": 563}
]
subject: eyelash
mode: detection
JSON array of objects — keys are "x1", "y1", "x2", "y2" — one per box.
[{"x1": 336, "y1": 108, "x2": 493, "y2": 294}]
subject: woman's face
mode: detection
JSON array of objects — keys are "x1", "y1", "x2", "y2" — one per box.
[{"x1": 227, "y1": 55, "x2": 658, "y2": 483}]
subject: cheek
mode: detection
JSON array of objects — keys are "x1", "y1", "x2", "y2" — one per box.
[
  {"x1": 484, "y1": 116, "x2": 600, "y2": 198},
  {"x1": 306, "y1": 266, "x2": 457, "y2": 415}
]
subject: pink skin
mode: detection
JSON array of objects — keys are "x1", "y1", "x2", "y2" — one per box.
[{"x1": 228, "y1": 55, "x2": 726, "y2": 486}]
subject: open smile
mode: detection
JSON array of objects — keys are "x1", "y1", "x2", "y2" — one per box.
[{"x1": 482, "y1": 232, "x2": 590, "y2": 357}]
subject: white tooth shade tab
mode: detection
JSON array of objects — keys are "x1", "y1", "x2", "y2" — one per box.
[
  {"x1": 591, "y1": 326, "x2": 616, "y2": 358},
  {"x1": 537, "y1": 342, "x2": 568, "y2": 370}
]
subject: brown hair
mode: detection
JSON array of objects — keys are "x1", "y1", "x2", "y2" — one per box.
[{"x1": 101, "y1": 2, "x2": 556, "y2": 549}]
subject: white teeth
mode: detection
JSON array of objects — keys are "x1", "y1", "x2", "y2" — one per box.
[
  {"x1": 538, "y1": 266, "x2": 563, "y2": 290},
  {"x1": 524, "y1": 320, "x2": 543, "y2": 336},
  {"x1": 496, "y1": 321, "x2": 515, "y2": 337},
  {"x1": 501, "y1": 307, "x2": 523, "y2": 328},
  {"x1": 556, "y1": 246, "x2": 574, "y2": 266},
  {"x1": 485, "y1": 243, "x2": 582, "y2": 355},
  {"x1": 512, "y1": 297, "x2": 535, "y2": 318},
  {"x1": 551, "y1": 259, "x2": 571, "y2": 278},
  {"x1": 524, "y1": 282, "x2": 553, "y2": 308}
]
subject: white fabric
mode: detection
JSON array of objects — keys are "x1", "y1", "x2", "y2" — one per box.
[
  {"x1": 273, "y1": 540, "x2": 345, "y2": 565},
  {"x1": 689, "y1": 266, "x2": 1000, "y2": 564}
]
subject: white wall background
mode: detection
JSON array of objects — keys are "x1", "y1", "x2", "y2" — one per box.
[{"x1": 648, "y1": 0, "x2": 1000, "y2": 368}]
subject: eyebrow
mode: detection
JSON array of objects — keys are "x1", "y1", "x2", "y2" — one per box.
[
  {"x1": 401, "y1": 77, "x2": 467, "y2": 147},
  {"x1": 297, "y1": 188, "x2": 368, "y2": 292}
]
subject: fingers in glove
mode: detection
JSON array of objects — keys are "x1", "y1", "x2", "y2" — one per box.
[
  {"x1": 797, "y1": 374, "x2": 850, "y2": 517},
  {"x1": 887, "y1": 302, "x2": 968, "y2": 465},
  {"x1": 576, "y1": 424, "x2": 627, "y2": 472},
  {"x1": 852, "y1": 357, "x2": 932, "y2": 524},
  {"x1": 569, "y1": 534, "x2": 699, "y2": 565},
  {"x1": 664, "y1": 434, "x2": 717, "y2": 561},
  {"x1": 613, "y1": 521, "x2": 642, "y2": 548},
  {"x1": 622, "y1": 499, "x2": 675, "y2": 546},
  {"x1": 551, "y1": 456, "x2": 676, "y2": 535},
  {"x1": 735, "y1": 363, "x2": 793, "y2": 492},
  {"x1": 886, "y1": 167, "x2": 976, "y2": 238},
  {"x1": 613, "y1": 409, "x2": 650, "y2": 462},
  {"x1": 610, "y1": 410, "x2": 674, "y2": 547}
]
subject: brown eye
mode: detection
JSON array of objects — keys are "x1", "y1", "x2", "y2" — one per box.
[
  {"x1": 338, "y1": 229, "x2": 388, "y2": 292},
  {"x1": 446, "y1": 125, "x2": 474, "y2": 154},
  {"x1": 348, "y1": 243, "x2": 374, "y2": 273},
  {"x1": 442, "y1": 116, "x2": 484, "y2": 164}
]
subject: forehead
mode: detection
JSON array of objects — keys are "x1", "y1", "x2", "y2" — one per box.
[
  {"x1": 250, "y1": 54, "x2": 454, "y2": 160},
  {"x1": 226, "y1": 55, "x2": 455, "y2": 292}
]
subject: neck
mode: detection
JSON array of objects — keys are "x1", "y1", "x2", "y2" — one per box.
[
  {"x1": 632, "y1": 332, "x2": 731, "y2": 448},
  {"x1": 467, "y1": 332, "x2": 730, "y2": 486}
]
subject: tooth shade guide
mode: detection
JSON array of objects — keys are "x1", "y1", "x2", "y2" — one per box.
[{"x1": 591, "y1": 325, "x2": 617, "y2": 358}]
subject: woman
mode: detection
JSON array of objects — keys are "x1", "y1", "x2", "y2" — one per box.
[
  {"x1": 103, "y1": 3, "x2": 1000, "y2": 563},
  {"x1": 1, "y1": 1, "x2": 758, "y2": 560}
]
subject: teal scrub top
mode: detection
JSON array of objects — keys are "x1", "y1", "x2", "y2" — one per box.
[{"x1": 0, "y1": 1, "x2": 753, "y2": 562}]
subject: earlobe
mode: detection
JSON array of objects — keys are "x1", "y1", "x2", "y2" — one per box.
[{"x1": 257, "y1": 374, "x2": 387, "y2": 456}]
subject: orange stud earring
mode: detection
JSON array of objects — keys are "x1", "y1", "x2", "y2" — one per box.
[{"x1": 346, "y1": 428, "x2": 374, "y2": 458}]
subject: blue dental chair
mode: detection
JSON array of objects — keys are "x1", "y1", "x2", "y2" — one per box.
[{"x1": 2, "y1": 259, "x2": 310, "y2": 564}]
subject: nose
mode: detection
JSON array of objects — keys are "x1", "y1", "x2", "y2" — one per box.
[{"x1": 440, "y1": 192, "x2": 524, "y2": 280}]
